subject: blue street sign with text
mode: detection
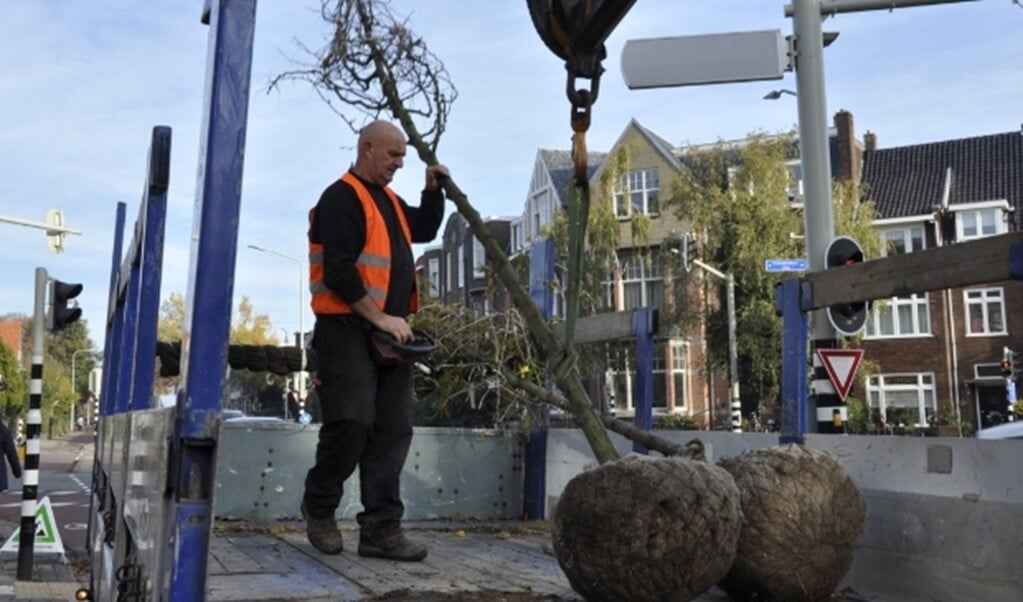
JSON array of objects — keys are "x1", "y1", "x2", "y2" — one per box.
[{"x1": 764, "y1": 258, "x2": 808, "y2": 273}]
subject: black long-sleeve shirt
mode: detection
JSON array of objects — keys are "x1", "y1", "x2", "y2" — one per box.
[{"x1": 310, "y1": 170, "x2": 444, "y2": 317}]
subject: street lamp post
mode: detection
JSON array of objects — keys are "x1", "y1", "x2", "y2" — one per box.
[
  {"x1": 248, "y1": 244, "x2": 307, "y2": 412},
  {"x1": 692, "y1": 259, "x2": 742, "y2": 433},
  {"x1": 70, "y1": 348, "x2": 94, "y2": 431}
]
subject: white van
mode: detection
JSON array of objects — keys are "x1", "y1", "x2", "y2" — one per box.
[{"x1": 976, "y1": 421, "x2": 1023, "y2": 440}]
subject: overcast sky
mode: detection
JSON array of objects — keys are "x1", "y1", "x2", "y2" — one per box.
[{"x1": 0, "y1": 0, "x2": 1019, "y2": 356}]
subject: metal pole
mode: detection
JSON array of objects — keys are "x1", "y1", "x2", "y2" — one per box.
[
  {"x1": 693, "y1": 258, "x2": 741, "y2": 432},
  {"x1": 726, "y1": 274, "x2": 741, "y2": 432},
  {"x1": 792, "y1": 0, "x2": 843, "y2": 433},
  {"x1": 248, "y1": 244, "x2": 306, "y2": 410},
  {"x1": 777, "y1": 279, "x2": 809, "y2": 445},
  {"x1": 0, "y1": 214, "x2": 83, "y2": 235},
  {"x1": 793, "y1": 0, "x2": 834, "y2": 316},
  {"x1": 785, "y1": 0, "x2": 978, "y2": 17},
  {"x1": 17, "y1": 267, "x2": 47, "y2": 579},
  {"x1": 298, "y1": 263, "x2": 306, "y2": 406}
]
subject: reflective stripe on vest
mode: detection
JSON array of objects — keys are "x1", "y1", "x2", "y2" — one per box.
[{"x1": 308, "y1": 172, "x2": 416, "y2": 315}]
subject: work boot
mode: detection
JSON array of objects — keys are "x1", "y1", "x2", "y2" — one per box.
[
  {"x1": 301, "y1": 501, "x2": 343, "y2": 555},
  {"x1": 358, "y1": 531, "x2": 428, "y2": 561}
]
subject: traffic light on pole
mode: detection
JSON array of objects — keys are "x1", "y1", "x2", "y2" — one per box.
[
  {"x1": 1003, "y1": 346, "x2": 1022, "y2": 378},
  {"x1": 50, "y1": 279, "x2": 83, "y2": 332},
  {"x1": 682, "y1": 232, "x2": 695, "y2": 273},
  {"x1": 824, "y1": 236, "x2": 867, "y2": 336}
]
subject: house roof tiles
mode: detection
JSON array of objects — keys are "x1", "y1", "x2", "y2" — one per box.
[{"x1": 862, "y1": 131, "x2": 1023, "y2": 220}]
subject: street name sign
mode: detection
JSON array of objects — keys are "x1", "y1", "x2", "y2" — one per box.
[{"x1": 764, "y1": 258, "x2": 808, "y2": 272}]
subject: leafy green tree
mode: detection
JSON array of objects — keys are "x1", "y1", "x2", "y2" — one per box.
[
  {"x1": 13, "y1": 316, "x2": 97, "y2": 436},
  {"x1": 157, "y1": 292, "x2": 288, "y2": 417},
  {"x1": 667, "y1": 134, "x2": 879, "y2": 413},
  {"x1": 0, "y1": 338, "x2": 27, "y2": 425}
]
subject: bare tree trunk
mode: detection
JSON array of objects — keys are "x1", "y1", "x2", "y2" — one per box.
[{"x1": 498, "y1": 366, "x2": 704, "y2": 461}]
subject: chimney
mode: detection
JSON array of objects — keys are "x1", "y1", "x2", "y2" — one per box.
[
  {"x1": 864, "y1": 131, "x2": 877, "y2": 153},
  {"x1": 833, "y1": 109, "x2": 862, "y2": 184}
]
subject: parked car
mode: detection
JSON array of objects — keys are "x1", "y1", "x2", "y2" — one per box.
[{"x1": 976, "y1": 421, "x2": 1023, "y2": 440}]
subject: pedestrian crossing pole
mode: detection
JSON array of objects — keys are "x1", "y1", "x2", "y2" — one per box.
[{"x1": 17, "y1": 267, "x2": 47, "y2": 580}]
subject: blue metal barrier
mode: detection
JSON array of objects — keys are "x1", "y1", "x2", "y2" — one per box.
[
  {"x1": 90, "y1": 125, "x2": 171, "y2": 600},
  {"x1": 162, "y1": 1, "x2": 257, "y2": 599},
  {"x1": 776, "y1": 279, "x2": 810, "y2": 445}
]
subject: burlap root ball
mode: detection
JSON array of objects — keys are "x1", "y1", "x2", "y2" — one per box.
[
  {"x1": 551, "y1": 453, "x2": 743, "y2": 602},
  {"x1": 717, "y1": 444, "x2": 866, "y2": 601}
]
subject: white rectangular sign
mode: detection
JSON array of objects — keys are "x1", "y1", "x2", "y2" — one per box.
[{"x1": 621, "y1": 30, "x2": 788, "y2": 89}]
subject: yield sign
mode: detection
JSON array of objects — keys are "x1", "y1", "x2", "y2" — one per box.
[{"x1": 816, "y1": 349, "x2": 865, "y2": 401}]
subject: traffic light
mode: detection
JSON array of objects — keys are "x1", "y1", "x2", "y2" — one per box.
[
  {"x1": 824, "y1": 236, "x2": 867, "y2": 336},
  {"x1": 50, "y1": 279, "x2": 83, "y2": 331},
  {"x1": 681, "y1": 232, "x2": 695, "y2": 273},
  {"x1": 1002, "y1": 347, "x2": 1022, "y2": 379}
]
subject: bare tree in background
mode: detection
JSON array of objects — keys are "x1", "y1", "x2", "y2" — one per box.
[
  {"x1": 271, "y1": 0, "x2": 455, "y2": 154},
  {"x1": 270, "y1": 0, "x2": 700, "y2": 464}
]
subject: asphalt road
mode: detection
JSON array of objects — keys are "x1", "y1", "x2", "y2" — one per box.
[{"x1": 0, "y1": 430, "x2": 95, "y2": 555}]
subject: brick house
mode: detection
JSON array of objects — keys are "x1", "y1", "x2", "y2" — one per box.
[
  {"x1": 418, "y1": 113, "x2": 863, "y2": 429},
  {"x1": 859, "y1": 128, "x2": 1023, "y2": 431},
  {"x1": 416, "y1": 110, "x2": 1023, "y2": 435}
]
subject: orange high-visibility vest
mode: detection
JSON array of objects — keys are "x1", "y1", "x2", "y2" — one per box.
[{"x1": 309, "y1": 172, "x2": 417, "y2": 315}]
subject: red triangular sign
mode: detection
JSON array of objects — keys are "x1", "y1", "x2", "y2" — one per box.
[{"x1": 816, "y1": 349, "x2": 865, "y2": 401}]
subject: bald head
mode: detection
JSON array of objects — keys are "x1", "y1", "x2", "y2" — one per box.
[{"x1": 351, "y1": 120, "x2": 407, "y2": 186}]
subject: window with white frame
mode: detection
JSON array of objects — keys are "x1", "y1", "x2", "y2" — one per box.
[
  {"x1": 606, "y1": 343, "x2": 633, "y2": 413},
  {"x1": 965, "y1": 287, "x2": 1006, "y2": 336},
  {"x1": 670, "y1": 341, "x2": 687, "y2": 411},
  {"x1": 510, "y1": 221, "x2": 523, "y2": 254},
  {"x1": 866, "y1": 226, "x2": 930, "y2": 337},
  {"x1": 867, "y1": 373, "x2": 936, "y2": 427},
  {"x1": 610, "y1": 251, "x2": 665, "y2": 311},
  {"x1": 428, "y1": 258, "x2": 440, "y2": 297},
  {"x1": 457, "y1": 244, "x2": 465, "y2": 288},
  {"x1": 881, "y1": 226, "x2": 925, "y2": 256},
  {"x1": 974, "y1": 363, "x2": 1005, "y2": 380},
  {"x1": 445, "y1": 252, "x2": 452, "y2": 293},
  {"x1": 473, "y1": 237, "x2": 485, "y2": 278},
  {"x1": 958, "y1": 207, "x2": 1004, "y2": 241},
  {"x1": 531, "y1": 190, "x2": 549, "y2": 238},
  {"x1": 614, "y1": 169, "x2": 659, "y2": 218},
  {"x1": 651, "y1": 344, "x2": 668, "y2": 409}
]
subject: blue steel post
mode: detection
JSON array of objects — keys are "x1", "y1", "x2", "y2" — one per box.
[
  {"x1": 524, "y1": 239, "x2": 555, "y2": 519},
  {"x1": 113, "y1": 239, "x2": 141, "y2": 415},
  {"x1": 164, "y1": 1, "x2": 256, "y2": 599},
  {"x1": 777, "y1": 280, "x2": 810, "y2": 445},
  {"x1": 631, "y1": 307, "x2": 657, "y2": 453},
  {"x1": 100, "y1": 203, "x2": 127, "y2": 419},
  {"x1": 127, "y1": 127, "x2": 170, "y2": 411}
]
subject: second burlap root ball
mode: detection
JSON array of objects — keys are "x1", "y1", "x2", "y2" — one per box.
[
  {"x1": 551, "y1": 454, "x2": 742, "y2": 602},
  {"x1": 717, "y1": 444, "x2": 867, "y2": 601}
]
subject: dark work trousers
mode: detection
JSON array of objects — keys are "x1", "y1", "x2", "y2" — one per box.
[{"x1": 303, "y1": 317, "x2": 414, "y2": 540}]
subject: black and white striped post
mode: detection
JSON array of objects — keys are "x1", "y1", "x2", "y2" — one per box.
[{"x1": 17, "y1": 267, "x2": 47, "y2": 580}]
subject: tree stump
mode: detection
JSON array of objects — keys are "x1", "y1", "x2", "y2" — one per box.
[
  {"x1": 717, "y1": 445, "x2": 866, "y2": 601},
  {"x1": 551, "y1": 454, "x2": 742, "y2": 602}
]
